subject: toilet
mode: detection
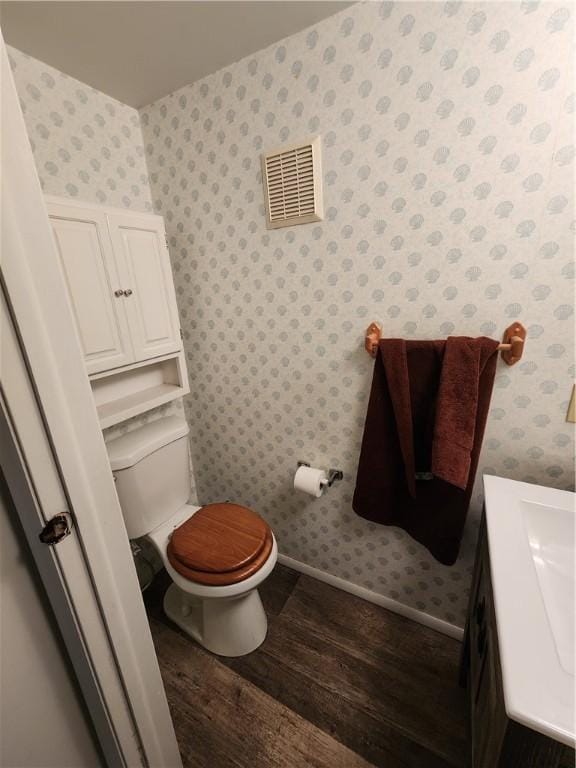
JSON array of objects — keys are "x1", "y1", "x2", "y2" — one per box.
[{"x1": 106, "y1": 416, "x2": 278, "y2": 657}]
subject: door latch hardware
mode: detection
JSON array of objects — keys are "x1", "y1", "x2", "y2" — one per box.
[{"x1": 39, "y1": 513, "x2": 72, "y2": 545}]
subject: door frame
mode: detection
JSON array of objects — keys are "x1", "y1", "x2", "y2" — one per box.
[{"x1": 0, "y1": 34, "x2": 182, "y2": 768}]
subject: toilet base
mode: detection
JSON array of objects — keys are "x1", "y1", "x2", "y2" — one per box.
[{"x1": 163, "y1": 582, "x2": 268, "y2": 657}]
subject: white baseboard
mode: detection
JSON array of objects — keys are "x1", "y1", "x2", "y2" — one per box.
[{"x1": 277, "y1": 553, "x2": 464, "y2": 641}]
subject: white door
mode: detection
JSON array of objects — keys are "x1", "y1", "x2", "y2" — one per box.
[
  {"x1": 108, "y1": 213, "x2": 181, "y2": 362},
  {"x1": 48, "y1": 203, "x2": 134, "y2": 374},
  {"x1": 1, "y1": 462, "x2": 102, "y2": 768},
  {"x1": 2, "y1": 36, "x2": 182, "y2": 768}
]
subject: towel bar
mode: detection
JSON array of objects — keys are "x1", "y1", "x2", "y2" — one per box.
[{"x1": 364, "y1": 322, "x2": 526, "y2": 366}]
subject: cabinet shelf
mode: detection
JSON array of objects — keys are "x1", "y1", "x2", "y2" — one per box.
[{"x1": 91, "y1": 352, "x2": 189, "y2": 429}]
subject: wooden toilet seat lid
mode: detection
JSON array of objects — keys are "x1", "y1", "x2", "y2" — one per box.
[{"x1": 167, "y1": 503, "x2": 273, "y2": 586}]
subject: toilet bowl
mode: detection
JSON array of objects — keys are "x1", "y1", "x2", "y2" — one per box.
[
  {"x1": 147, "y1": 503, "x2": 277, "y2": 657},
  {"x1": 106, "y1": 416, "x2": 277, "y2": 657}
]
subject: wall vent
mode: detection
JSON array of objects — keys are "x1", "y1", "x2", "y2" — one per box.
[{"x1": 261, "y1": 136, "x2": 323, "y2": 229}]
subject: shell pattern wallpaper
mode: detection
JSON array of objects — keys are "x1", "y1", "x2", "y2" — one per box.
[{"x1": 9, "y1": 0, "x2": 575, "y2": 628}]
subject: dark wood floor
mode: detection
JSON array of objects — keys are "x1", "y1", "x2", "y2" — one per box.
[{"x1": 144, "y1": 564, "x2": 468, "y2": 768}]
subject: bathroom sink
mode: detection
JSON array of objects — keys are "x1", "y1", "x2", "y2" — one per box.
[
  {"x1": 483, "y1": 476, "x2": 575, "y2": 747},
  {"x1": 522, "y1": 500, "x2": 574, "y2": 675}
]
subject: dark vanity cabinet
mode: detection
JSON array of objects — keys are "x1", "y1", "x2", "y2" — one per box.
[{"x1": 461, "y1": 516, "x2": 574, "y2": 768}]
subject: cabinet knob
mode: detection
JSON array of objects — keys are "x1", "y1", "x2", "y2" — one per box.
[
  {"x1": 114, "y1": 289, "x2": 124, "y2": 297},
  {"x1": 124, "y1": 289, "x2": 133, "y2": 297}
]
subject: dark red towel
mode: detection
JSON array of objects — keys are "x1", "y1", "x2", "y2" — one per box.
[{"x1": 353, "y1": 337, "x2": 499, "y2": 565}]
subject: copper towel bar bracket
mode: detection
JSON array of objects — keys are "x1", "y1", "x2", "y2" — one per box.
[{"x1": 364, "y1": 322, "x2": 526, "y2": 366}]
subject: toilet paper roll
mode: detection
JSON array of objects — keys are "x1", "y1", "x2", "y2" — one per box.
[{"x1": 293, "y1": 465, "x2": 328, "y2": 498}]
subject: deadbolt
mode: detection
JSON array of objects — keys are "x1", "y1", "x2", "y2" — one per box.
[{"x1": 39, "y1": 513, "x2": 72, "y2": 545}]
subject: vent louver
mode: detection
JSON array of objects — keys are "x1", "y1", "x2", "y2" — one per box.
[{"x1": 261, "y1": 136, "x2": 323, "y2": 229}]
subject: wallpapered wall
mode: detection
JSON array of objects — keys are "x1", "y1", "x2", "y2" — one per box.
[
  {"x1": 8, "y1": 46, "x2": 152, "y2": 211},
  {"x1": 140, "y1": 1, "x2": 574, "y2": 627},
  {"x1": 9, "y1": 0, "x2": 575, "y2": 628}
]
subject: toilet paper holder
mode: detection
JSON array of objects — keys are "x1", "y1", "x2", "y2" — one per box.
[{"x1": 297, "y1": 462, "x2": 343, "y2": 487}]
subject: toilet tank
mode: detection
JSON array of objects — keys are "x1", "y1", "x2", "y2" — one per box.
[{"x1": 106, "y1": 416, "x2": 191, "y2": 539}]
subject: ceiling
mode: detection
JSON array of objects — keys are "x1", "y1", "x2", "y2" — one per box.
[{"x1": 0, "y1": 1, "x2": 353, "y2": 108}]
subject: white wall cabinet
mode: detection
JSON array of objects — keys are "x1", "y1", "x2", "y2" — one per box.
[
  {"x1": 46, "y1": 196, "x2": 189, "y2": 428},
  {"x1": 47, "y1": 198, "x2": 181, "y2": 375}
]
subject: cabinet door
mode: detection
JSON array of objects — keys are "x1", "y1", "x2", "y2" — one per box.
[
  {"x1": 470, "y1": 531, "x2": 508, "y2": 768},
  {"x1": 47, "y1": 203, "x2": 134, "y2": 374},
  {"x1": 107, "y1": 214, "x2": 181, "y2": 363}
]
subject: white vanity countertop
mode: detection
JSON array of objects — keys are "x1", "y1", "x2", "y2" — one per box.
[{"x1": 483, "y1": 475, "x2": 575, "y2": 748}]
